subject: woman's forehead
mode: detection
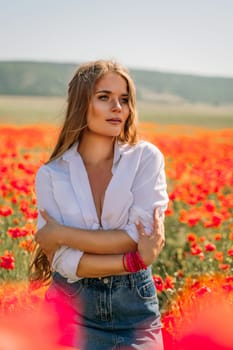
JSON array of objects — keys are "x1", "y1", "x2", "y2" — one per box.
[{"x1": 95, "y1": 72, "x2": 128, "y2": 92}]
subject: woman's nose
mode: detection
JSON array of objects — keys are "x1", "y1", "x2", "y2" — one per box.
[{"x1": 112, "y1": 99, "x2": 122, "y2": 112}]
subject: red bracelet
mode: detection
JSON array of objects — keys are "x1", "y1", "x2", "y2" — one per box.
[
  {"x1": 135, "y1": 251, "x2": 147, "y2": 270},
  {"x1": 123, "y1": 251, "x2": 147, "y2": 273}
]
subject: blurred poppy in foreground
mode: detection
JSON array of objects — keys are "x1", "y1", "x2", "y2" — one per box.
[
  {"x1": 163, "y1": 289, "x2": 233, "y2": 350},
  {"x1": 0, "y1": 291, "x2": 77, "y2": 350},
  {"x1": 178, "y1": 301, "x2": 233, "y2": 349}
]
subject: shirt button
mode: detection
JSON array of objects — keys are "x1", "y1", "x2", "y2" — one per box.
[{"x1": 103, "y1": 278, "x2": 109, "y2": 284}]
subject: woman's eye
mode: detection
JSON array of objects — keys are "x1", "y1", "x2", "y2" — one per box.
[
  {"x1": 121, "y1": 98, "x2": 129, "y2": 104},
  {"x1": 98, "y1": 95, "x2": 108, "y2": 100}
]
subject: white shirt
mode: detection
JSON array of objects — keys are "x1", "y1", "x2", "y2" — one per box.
[{"x1": 35, "y1": 140, "x2": 169, "y2": 282}]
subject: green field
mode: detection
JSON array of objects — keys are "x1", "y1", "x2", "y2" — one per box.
[{"x1": 0, "y1": 95, "x2": 233, "y2": 128}]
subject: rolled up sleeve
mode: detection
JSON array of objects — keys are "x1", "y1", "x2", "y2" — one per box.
[
  {"x1": 35, "y1": 166, "x2": 84, "y2": 282},
  {"x1": 124, "y1": 145, "x2": 169, "y2": 242}
]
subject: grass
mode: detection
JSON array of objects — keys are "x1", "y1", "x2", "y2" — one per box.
[
  {"x1": 0, "y1": 95, "x2": 233, "y2": 128},
  {"x1": 138, "y1": 101, "x2": 233, "y2": 128},
  {"x1": 0, "y1": 95, "x2": 66, "y2": 125}
]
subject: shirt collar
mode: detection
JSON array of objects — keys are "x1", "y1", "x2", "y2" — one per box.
[
  {"x1": 60, "y1": 142, "x2": 79, "y2": 162},
  {"x1": 113, "y1": 140, "x2": 123, "y2": 165}
]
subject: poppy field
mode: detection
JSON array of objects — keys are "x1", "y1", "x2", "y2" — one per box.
[{"x1": 0, "y1": 122, "x2": 233, "y2": 349}]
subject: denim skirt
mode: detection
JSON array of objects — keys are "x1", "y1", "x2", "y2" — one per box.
[{"x1": 45, "y1": 267, "x2": 163, "y2": 350}]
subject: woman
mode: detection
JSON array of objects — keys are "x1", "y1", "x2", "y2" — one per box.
[{"x1": 30, "y1": 60, "x2": 169, "y2": 350}]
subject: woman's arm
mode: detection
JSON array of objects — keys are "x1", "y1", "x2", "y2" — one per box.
[
  {"x1": 36, "y1": 209, "x2": 136, "y2": 255},
  {"x1": 38, "y1": 208, "x2": 164, "y2": 279},
  {"x1": 123, "y1": 143, "x2": 169, "y2": 242},
  {"x1": 76, "y1": 253, "x2": 125, "y2": 277}
]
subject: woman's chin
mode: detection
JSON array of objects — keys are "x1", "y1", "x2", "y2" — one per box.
[{"x1": 89, "y1": 127, "x2": 122, "y2": 138}]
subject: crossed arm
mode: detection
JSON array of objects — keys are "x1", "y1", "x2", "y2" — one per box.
[{"x1": 36, "y1": 208, "x2": 165, "y2": 278}]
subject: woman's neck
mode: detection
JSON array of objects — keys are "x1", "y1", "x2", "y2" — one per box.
[{"x1": 78, "y1": 131, "x2": 115, "y2": 167}]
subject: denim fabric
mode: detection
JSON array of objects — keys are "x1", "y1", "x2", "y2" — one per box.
[{"x1": 45, "y1": 267, "x2": 164, "y2": 350}]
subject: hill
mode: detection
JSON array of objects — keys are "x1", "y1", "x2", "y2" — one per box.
[{"x1": 0, "y1": 61, "x2": 233, "y2": 105}]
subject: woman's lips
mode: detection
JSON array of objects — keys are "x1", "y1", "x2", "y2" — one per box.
[{"x1": 106, "y1": 118, "x2": 122, "y2": 124}]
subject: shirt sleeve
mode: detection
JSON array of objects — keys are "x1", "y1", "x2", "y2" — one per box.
[
  {"x1": 124, "y1": 144, "x2": 169, "y2": 242},
  {"x1": 35, "y1": 165, "x2": 84, "y2": 282}
]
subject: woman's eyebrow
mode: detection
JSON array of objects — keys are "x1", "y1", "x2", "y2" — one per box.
[
  {"x1": 96, "y1": 89, "x2": 111, "y2": 94},
  {"x1": 95, "y1": 89, "x2": 128, "y2": 96}
]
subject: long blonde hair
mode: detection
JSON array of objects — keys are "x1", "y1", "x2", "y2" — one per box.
[{"x1": 29, "y1": 60, "x2": 139, "y2": 284}]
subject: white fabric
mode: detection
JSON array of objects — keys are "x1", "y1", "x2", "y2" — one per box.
[{"x1": 35, "y1": 140, "x2": 169, "y2": 282}]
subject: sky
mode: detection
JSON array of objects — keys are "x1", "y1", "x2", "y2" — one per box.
[{"x1": 0, "y1": 0, "x2": 233, "y2": 77}]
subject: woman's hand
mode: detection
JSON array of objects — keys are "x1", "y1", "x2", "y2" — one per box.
[
  {"x1": 35, "y1": 209, "x2": 63, "y2": 262},
  {"x1": 136, "y1": 207, "x2": 165, "y2": 266}
]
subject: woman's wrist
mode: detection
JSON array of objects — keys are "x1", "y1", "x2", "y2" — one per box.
[
  {"x1": 56, "y1": 224, "x2": 67, "y2": 246},
  {"x1": 138, "y1": 248, "x2": 154, "y2": 266}
]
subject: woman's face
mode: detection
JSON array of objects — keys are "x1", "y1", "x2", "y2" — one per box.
[{"x1": 86, "y1": 72, "x2": 130, "y2": 138}]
